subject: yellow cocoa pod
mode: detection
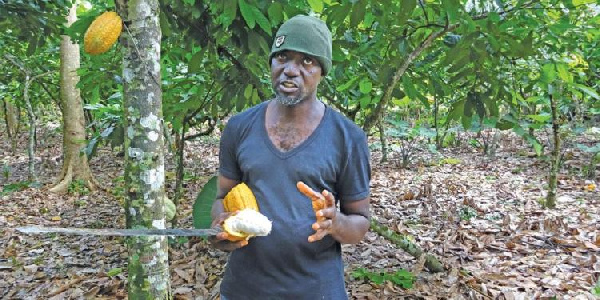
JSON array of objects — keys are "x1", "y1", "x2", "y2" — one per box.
[
  {"x1": 223, "y1": 183, "x2": 259, "y2": 212},
  {"x1": 223, "y1": 209, "x2": 272, "y2": 241},
  {"x1": 84, "y1": 11, "x2": 123, "y2": 55}
]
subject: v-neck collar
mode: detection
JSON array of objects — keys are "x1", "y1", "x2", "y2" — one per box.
[{"x1": 261, "y1": 101, "x2": 329, "y2": 159}]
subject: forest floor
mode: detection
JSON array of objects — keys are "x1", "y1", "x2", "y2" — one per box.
[{"x1": 0, "y1": 124, "x2": 599, "y2": 300}]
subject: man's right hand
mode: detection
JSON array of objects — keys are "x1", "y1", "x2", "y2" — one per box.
[{"x1": 209, "y1": 212, "x2": 249, "y2": 251}]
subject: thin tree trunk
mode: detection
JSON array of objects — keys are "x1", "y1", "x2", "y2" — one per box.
[
  {"x1": 50, "y1": 0, "x2": 97, "y2": 193},
  {"x1": 116, "y1": 0, "x2": 171, "y2": 298},
  {"x1": 434, "y1": 95, "x2": 441, "y2": 149},
  {"x1": 362, "y1": 24, "x2": 459, "y2": 132},
  {"x1": 23, "y1": 75, "x2": 37, "y2": 182},
  {"x1": 3, "y1": 54, "x2": 51, "y2": 181},
  {"x1": 172, "y1": 125, "x2": 186, "y2": 228},
  {"x1": 528, "y1": 104, "x2": 536, "y2": 136},
  {"x1": 379, "y1": 119, "x2": 388, "y2": 163},
  {"x1": 546, "y1": 93, "x2": 560, "y2": 208},
  {"x1": 23, "y1": 72, "x2": 51, "y2": 182},
  {"x1": 2, "y1": 98, "x2": 19, "y2": 154}
]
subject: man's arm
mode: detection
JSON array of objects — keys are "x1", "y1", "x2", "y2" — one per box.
[
  {"x1": 211, "y1": 175, "x2": 240, "y2": 221},
  {"x1": 309, "y1": 191, "x2": 370, "y2": 245}
]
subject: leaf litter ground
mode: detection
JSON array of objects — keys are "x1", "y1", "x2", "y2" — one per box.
[{"x1": 0, "y1": 128, "x2": 598, "y2": 299}]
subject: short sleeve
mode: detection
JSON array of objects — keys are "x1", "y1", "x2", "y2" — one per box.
[
  {"x1": 218, "y1": 119, "x2": 242, "y2": 181},
  {"x1": 336, "y1": 131, "x2": 371, "y2": 202}
]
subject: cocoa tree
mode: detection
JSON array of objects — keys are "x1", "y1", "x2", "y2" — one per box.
[
  {"x1": 115, "y1": 0, "x2": 171, "y2": 298},
  {"x1": 50, "y1": 0, "x2": 98, "y2": 193}
]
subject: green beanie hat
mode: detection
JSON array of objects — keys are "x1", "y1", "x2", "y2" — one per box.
[{"x1": 269, "y1": 15, "x2": 332, "y2": 75}]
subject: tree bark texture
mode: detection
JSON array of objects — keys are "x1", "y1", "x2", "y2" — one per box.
[
  {"x1": 116, "y1": 0, "x2": 171, "y2": 298},
  {"x1": 172, "y1": 125, "x2": 186, "y2": 228},
  {"x1": 50, "y1": 0, "x2": 97, "y2": 193},
  {"x1": 547, "y1": 92, "x2": 560, "y2": 208},
  {"x1": 378, "y1": 119, "x2": 388, "y2": 163},
  {"x1": 2, "y1": 98, "x2": 20, "y2": 154},
  {"x1": 23, "y1": 75, "x2": 37, "y2": 182}
]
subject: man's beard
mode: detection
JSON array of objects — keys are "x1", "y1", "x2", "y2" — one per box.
[
  {"x1": 273, "y1": 82, "x2": 307, "y2": 106},
  {"x1": 274, "y1": 93, "x2": 303, "y2": 106}
]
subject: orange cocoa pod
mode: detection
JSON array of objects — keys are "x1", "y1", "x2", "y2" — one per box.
[
  {"x1": 223, "y1": 183, "x2": 259, "y2": 212},
  {"x1": 84, "y1": 12, "x2": 123, "y2": 55}
]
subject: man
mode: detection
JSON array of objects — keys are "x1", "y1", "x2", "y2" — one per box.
[{"x1": 210, "y1": 15, "x2": 371, "y2": 299}]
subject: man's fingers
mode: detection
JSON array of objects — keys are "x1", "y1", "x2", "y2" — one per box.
[
  {"x1": 298, "y1": 181, "x2": 324, "y2": 201},
  {"x1": 212, "y1": 237, "x2": 249, "y2": 251},
  {"x1": 308, "y1": 230, "x2": 327, "y2": 243},
  {"x1": 312, "y1": 218, "x2": 333, "y2": 231},
  {"x1": 322, "y1": 190, "x2": 335, "y2": 208}
]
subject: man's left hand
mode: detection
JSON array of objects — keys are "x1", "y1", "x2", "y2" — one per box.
[{"x1": 308, "y1": 189, "x2": 338, "y2": 243}]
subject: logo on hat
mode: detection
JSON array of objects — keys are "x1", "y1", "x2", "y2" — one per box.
[{"x1": 275, "y1": 35, "x2": 285, "y2": 47}]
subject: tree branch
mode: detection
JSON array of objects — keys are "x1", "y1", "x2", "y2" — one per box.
[{"x1": 363, "y1": 23, "x2": 459, "y2": 132}]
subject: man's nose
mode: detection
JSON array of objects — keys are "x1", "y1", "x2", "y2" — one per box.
[{"x1": 283, "y1": 61, "x2": 300, "y2": 77}]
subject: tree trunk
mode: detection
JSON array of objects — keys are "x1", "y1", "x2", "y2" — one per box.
[
  {"x1": 50, "y1": 1, "x2": 97, "y2": 193},
  {"x1": 23, "y1": 75, "x2": 39, "y2": 182},
  {"x1": 362, "y1": 24, "x2": 459, "y2": 132},
  {"x1": 2, "y1": 98, "x2": 19, "y2": 154},
  {"x1": 3, "y1": 54, "x2": 50, "y2": 182},
  {"x1": 172, "y1": 125, "x2": 186, "y2": 228},
  {"x1": 116, "y1": 0, "x2": 171, "y2": 298},
  {"x1": 434, "y1": 95, "x2": 441, "y2": 149},
  {"x1": 379, "y1": 119, "x2": 388, "y2": 163},
  {"x1": 546, "y1": 92, "x2": 560, "y2": 209}
]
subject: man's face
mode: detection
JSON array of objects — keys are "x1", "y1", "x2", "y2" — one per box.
[{"x1": 271, "y1": 50, "x2": 322, "y2": 106}]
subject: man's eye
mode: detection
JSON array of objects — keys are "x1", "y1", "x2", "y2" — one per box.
[
  {"x1": 303, "y1": 57, "x2": 313, "y2": 65},
  {"x1": 276, "y1": 53, "x2": 286, "y2": 60}
]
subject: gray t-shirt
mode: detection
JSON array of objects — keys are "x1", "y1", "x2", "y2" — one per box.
[{"x1": 219, "y1": 101, "x2": 371, "y2": 300}]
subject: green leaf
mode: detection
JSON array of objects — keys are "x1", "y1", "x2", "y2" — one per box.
[
  {"x1": 253, "y1": 7, "x2": 272, "y2": 35},
  {"x1": 539, "y1": 64, "x2": 556, "y2": 84},
  {"x1": 574, "y1": 84, "x2": 600, "y2": 100},
  {"x1": 398, "y1": 0, "x2": 416, "y2": 25},
  {"x1": 496, "y1": 119, "x2": 516, "y2": 131},
  {"x1": 448, "y1": 100, "x2": 465, "y2": 122},
  {"x1": 308, "y1": 0, "x2": 324, "y2": 13},
  {"x1": 359, "y1": 79, "x2": 372, "y2": 94},
  {"x1": 188, "y1": 48, "x2": 206, "y2": 74},
  {"x1": 107, "y1": 268, "x2": 122, "y2": 277},
  {"x1": 484, "y1": 94, "x2": 499, "y2": 117},
  {"x1": 222, "y1": 0, "x2": 238, "y2": 28},
  {"x1": 238, "y1": 0, "x2": 256, "y2": 29},
  {"x1": 402, "y1": 76, "x2": 418, "y2": 101},
  {"x1": 328, "y1": 4, "x2": 352, "y2": 27},
  {"x1": 337, "y1": 76, "x2": 359, "y2": 92},
  {"x1": 236, "y1": 0, "x2": 271, "y2": 34},
  {"x1": 252, "y1": 87, "x2": 260, "y2": 104},
  {"x1": 527, "y1": 113, "x2": 551, "y2": 123},
  {"x1": 447, "y1": 54, "x2": 470, "y2": 73},
  {"x1": 244, "y1": 84, "x2": 253, "y2": 99},
  {"x1": 159, "y1": 12, "x2": 172, "y2": 37},
  {"x1": 359, "y1": 95, "x2": 371, "y2": 109},
  {"x1": 267, "y1": 2, "x2": 283, "y2": 26},
  {"x1": 193, "y1": 176, "x2": 218, "y2": 229},
  {"x1": 350, "y1": 1, "x2": 366, "y2": 27},
  {"x1": 556, "y1": 63, "x2": 573, "y2": 83},
  {"x1": 573, "y1": 0, "x2": 596, "y2": 4},
  {"x1": 443, "y1": 0, "x2": 460, "y2": 23},
  {"x1": 461, "y1": 115, "x2": 472, "y2": 130}
]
